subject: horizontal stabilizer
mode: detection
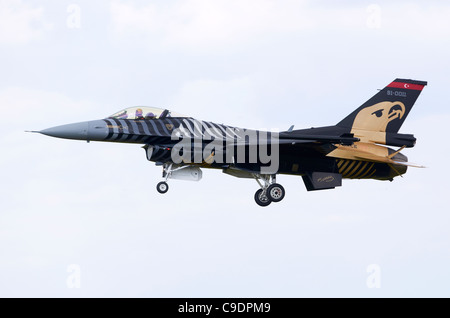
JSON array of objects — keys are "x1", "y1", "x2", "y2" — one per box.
[
  {"x1": 350, "y1": 153, "x2": 424, "y2": 168},
  {"x1": 352, "y1": 153, "x2": 424, "y2": 168},
  {"x1": 392, "y1": 161, "x2": 426, "y2": 168}
]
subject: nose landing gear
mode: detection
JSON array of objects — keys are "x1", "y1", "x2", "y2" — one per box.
[
  {"x1": 156, "y1": 163, "x2": 172, "y2": 194},
  {"x1": 155, "y1": 163, "x2": 203, "y2": 194}
]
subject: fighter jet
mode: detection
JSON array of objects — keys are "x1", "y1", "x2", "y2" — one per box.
[{"x1": 34, "y1": 78, "x2": 426, "y2": 206}]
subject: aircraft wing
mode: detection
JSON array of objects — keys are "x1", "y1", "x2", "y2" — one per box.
[
  {"x1": 328, "y1": 146, "x2": 425, "y2": 168},
  {"x1": 231, "y1": 134, "x2": 360, "y2": 147},
  {"x1": 278, "y1": 134, "x2": 360, "y2": 145}
]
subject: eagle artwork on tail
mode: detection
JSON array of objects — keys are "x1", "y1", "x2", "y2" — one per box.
[{"x1": 352, "y1": 101, "x2": 406, "y2": 132}]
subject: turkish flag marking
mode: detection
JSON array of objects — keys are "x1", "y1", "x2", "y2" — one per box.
[{"x1": 387, "y1": 82, "x2": 424, "y2": 91}]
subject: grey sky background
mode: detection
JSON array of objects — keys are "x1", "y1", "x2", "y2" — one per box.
[{"x1": 1, "y1": 0, "x2": 449, "y2": 297}]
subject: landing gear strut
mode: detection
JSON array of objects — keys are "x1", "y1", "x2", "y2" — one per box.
[
  {"x1": 253, "y1": 174, "x2": 285, "y2": 207},
  {"x1": 156, "y1": 163, "x2": 173, "y2": 194}
]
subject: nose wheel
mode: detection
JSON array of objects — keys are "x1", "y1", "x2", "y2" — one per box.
[
  {"x1": 156, "y1": 181, "x2": 169, "y2": 194},
  {"x1": 253, "y1": 174, "x2": 285, "y2": 206}
]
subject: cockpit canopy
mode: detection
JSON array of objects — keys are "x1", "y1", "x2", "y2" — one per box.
[{"x1": 107, "y1": 106, "x2": 186, "y2": 120}]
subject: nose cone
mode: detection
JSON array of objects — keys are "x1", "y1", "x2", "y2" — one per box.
[
  {"x1": 40, "y1": 120, "x2": 108, "y2": 141},
  {"x1": 40, "y1": 122, "x2": 89, "y2": 140}
]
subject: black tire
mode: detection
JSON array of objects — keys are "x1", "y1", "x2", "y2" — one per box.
[
  {"x1": 267, "y1": 183, "x2": 285, "y2": 202},
  {"x1": 254, "y1": 189, "x2": 272, "y2": 207},
  {"x1": 156, "y1": 181, "x2": 169, "y2": 194}
]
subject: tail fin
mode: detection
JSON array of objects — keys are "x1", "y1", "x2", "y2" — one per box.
[{"x1": 337, "y1": 78, "x2": 427, "y2": 146}]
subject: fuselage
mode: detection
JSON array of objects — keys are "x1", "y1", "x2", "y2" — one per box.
[{"x1": 40, "y1": 115, "x2": 406, "y2": 181}]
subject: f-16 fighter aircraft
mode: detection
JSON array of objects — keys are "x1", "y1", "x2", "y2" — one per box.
[{"x1": 35, "y1": 78, "x2": 426, "y2": 206}]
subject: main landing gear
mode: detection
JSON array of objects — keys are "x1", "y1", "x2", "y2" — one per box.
[{"x1": 253, "y1": 174, "x2": 285, "y2": 207}]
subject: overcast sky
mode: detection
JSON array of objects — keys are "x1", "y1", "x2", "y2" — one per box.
[{"x1": 1, "y1": 0, "x2": 450, "y2": 297}]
